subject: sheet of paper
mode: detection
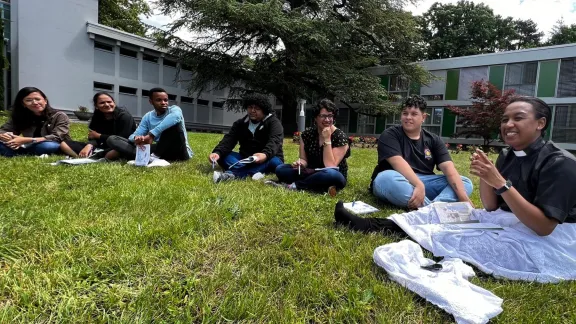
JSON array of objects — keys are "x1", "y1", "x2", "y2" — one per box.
[
  {"x1": 135, "y1": 144, "x2": 151, "y2": 166},
  {"x1": 52, "y1": 158, "x2": 105, "y2": 165},
  {"x1": 343, "y1": 201, "x2": 379, "y2": 215}
]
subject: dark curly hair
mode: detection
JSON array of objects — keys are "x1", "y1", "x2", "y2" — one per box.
[
  {"x1": 401, "y1": 95, "x2": 427, "y2": 112},
  {"x1": 312, "y1": 98, "x2": 338, "y2": 118},
  {"x1": 242, "y1": 93, "x2": 272, "y2": 115}
]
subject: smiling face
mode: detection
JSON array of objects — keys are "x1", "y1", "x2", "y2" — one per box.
[
  {"x1": 501, "y1": 101, "x2": 546, "y2": 150},
  {"x1": 96, "y1": 94, "x2": 116, "y2": 114},
  {"x1": 315, "y1": 108, "x2": 335, "y2": 129},
  {"x1": 22, "y1": 92, "x2": 47, "y2": 116},
  {"x1": 247, "y1": 104, "x2": 265, "y2": 122},
  {"x1": 400, "y1": 106, "x2": 426, "y2": 133}
]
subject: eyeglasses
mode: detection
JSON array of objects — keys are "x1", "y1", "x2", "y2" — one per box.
[
  {"x1": 24, "y1": 98, "x2": 44, "y2": 104},
  {"x1": 319, "y1": 114, "x2": 334, "y2": 120}
]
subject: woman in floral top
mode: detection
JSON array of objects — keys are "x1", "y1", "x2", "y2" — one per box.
[{"x1": 270, "y1": 99, "x2": 350, "y2": 196}]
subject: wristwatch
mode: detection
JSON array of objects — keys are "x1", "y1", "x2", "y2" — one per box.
[
  {"x1": 323, "y1": 141, "x2": 332, "y2": 147},
  {"x1": 494, "y1": 179, "x2": 512, "y2": 195},
  {"x1": 31, "y1": 138, "x2": 37, "y2": 144}
]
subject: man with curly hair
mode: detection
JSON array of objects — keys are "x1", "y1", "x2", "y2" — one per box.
[
  {"x1": 209, "y1": 93, "x2": 284, "y2": 182},
  {"x1": 366, "y1": 95, "x2": 473, "y2": 210}
]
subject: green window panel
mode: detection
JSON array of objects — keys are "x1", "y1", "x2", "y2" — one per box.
[
  {"x1": 445, "y1": 70, "x2": 460, "y2": 100},
  {"x1": 410, "y1": 81, "x2": 421, "y2": 95},
  {"x1": 380, "y1": 75, "x2": 390, "y2": 89},
  {"x1": 375, "y1": 116, "x2": 386, "y2": 134},
  {"x1": 441, "y1": 108, "x2": 456, "y2": 137},
  {"x1": 489, "y1": 65, "x2": 505, "y2": 90},
  {"x1": 348, "y1": 110, "x2": 358, "y2": 133},
  {"x1": 537, "y1": 60, "x2": 560, "y2": 97}
]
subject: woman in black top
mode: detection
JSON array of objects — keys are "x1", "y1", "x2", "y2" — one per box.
[
  {"x1": 335, "y1": 96, "x2": 576, "y2": 237},
  {"x1": 60, "y1": 92, "x2": 136, "y2": 159},
  {"x1": 272, "y1": 99, "x2": 350, "y2": 195}
]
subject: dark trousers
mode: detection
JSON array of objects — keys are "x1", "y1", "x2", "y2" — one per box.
[
  {"x1": 275, "y1": 164, "x2": 347, "y2": 193},
  {"x1": 107, "y1": 125, "x2": 190, "y2": 162}
]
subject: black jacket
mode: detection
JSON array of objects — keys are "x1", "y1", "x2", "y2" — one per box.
[
  {"x1": 88, "y1": 107, "x2": 137, "y2": 147},
  {"x1": 213, "y1": 114, "x2": 284, "y2": 161}
]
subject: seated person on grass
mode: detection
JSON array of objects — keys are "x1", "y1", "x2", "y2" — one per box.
[
  {"x1": 107, "y1": 88, "x2": 193, "y2": 163},
  {"x1": 335, "y1": 96, "x2": 576, "y2": 237},
  {"x1": 270, "y1": 99, "x2": 350, "y2": 196},
  {"x1": 209, "y1": 93, "x2": 284, "y2": 183},
  {"x1": 60, "y1": 92, "x2": 136, "y2": 159},
  {"x1": 0, "y1": 87, "x2": 70, "y2": 157},
  {"x1": 369, "y1": 95, "x2": 472, "y2": 210}
]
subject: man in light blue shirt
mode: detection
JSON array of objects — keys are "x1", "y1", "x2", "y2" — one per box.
[{"x1": 107, "y1": 88, "x2": 193, "y2": 162}]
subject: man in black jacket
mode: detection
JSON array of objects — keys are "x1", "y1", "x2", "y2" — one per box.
[{"x1": 209, "y1": 93, "x2": 284, "y2": 183}]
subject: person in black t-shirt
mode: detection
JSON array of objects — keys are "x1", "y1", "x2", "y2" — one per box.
[
  {"x1": 369, "y1": 95, "x2": 473, "y2": 210},
  {"x1": 60, "y1": 92, "x2": 136, "y2": 159},
  {"x1": 470, "y1": 96, "x2": 576, "y2": 236},
  {"x1": 271, "y1": 99, "x2": 350, "y2": 195}
]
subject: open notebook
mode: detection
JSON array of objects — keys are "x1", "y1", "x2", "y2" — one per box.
[{"x1": 343, "y1": 201, "x2": 379, "y2": 215}]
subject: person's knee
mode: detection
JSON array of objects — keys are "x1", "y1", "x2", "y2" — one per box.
[
  {"x1": 461, "y1": 176, "x2": 474, "y2": 195},
  {"x1": 374, "y1": 170, "x2": 404, "y2": 189},
  {"x1": 326, "y1": 169, "x2": 347, "y2": 188},
  {"x1": 275, "y1": 163, "x2": 292, "y2": 174},
  {"x1": 106, "y1": 135, "x2": 120, "y2": 147},
  {"x1": 373, "y1": 170, "x2": 411, "y2": 203}
]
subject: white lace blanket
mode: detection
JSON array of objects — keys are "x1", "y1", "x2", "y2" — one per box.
[{"x1": 389, "y1": 205, "x2": 576, "y2": 283}]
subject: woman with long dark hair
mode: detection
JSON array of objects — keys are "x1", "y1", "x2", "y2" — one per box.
[
  {"x1": 60, "y1": 92, "x2": 136, "y2": 159},
  {"x1": 0, "y1": 87, "x2": 70, "y2": 157}
]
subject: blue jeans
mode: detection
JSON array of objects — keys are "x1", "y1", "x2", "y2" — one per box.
[
  {"x1": 372, "y1": 170, "x2": 473, "y2": 208},
  {"x1": 275, "y1": 164, "x2": 347, "y2": 193},
  {"x1": 220, "y1": 151, "x2": 283, "y2": 178},
  {"x1": 0, "y1": 141, "x2": 61, "y2": 157}
]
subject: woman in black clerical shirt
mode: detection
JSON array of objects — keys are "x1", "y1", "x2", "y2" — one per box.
[
  {"x1": 334, "y1": 96, "x2": 576, "y2": 237},
  {"x1": 470, "y1": 96, "x2": 576, "y2": 236}
]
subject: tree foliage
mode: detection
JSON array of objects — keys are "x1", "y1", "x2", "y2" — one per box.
[
  {"x1": 547, "y1": 19, "x2": 576, "y2": 46},
  {"x1": 419, "y1": 0, "x2": 543, "y2": 60},
  {"x1": 98, "y1": 0, "x2": 151, "y2": 37},
  {"x1": 448, "y1": 81, "x2": 516, "y2": 147},
  {"x1": 154, "y1": 0, "x2": 429, "y2": 133}
]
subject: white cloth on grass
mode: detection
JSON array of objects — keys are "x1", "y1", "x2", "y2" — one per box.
[
  {"x1": 389, "y1": 205, "x2": 576, "y2": 283},
  {"x1": 373, "y1": 240, "x2": 503, "y2": 324}
]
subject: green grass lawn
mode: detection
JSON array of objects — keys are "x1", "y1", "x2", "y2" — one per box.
[{"x1": 1, "y1": 119, "x2": 575, "y2": 322}]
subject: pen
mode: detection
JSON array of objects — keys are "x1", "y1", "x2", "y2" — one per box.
[
  {"x1": 212, "y1": 158, "x2": 215, "y2": 169},
  {"x1": 352, "y1": 200, "x2": 355, "y2": 207},
  {"x1": 298, "y1": 158, "x2": 301, "y2": 175}
]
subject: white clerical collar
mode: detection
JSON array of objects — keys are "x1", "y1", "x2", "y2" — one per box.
[{"x1": 513, "y1": 150, "x2": 527, "y2": 157}]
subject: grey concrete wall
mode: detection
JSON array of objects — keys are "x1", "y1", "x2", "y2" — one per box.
[{"x1": 14, "y1": 0, "x2": 98, "y2": 110}]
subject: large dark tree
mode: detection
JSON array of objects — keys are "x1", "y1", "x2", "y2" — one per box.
[
  {"x1": 547, "y1": 19, "x2": 576, "y2": 46},
  {"x1": 98, "y1": 0, "x2": 151, "y2": 37},
  {"x1": 154, "y1": 0, "x2": 428, "y2": 134},
  {"x1": 419, "y1": 1, "x2": 543, "y2": 60}
]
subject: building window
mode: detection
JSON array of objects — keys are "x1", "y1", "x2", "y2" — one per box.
[
  {"x1": 504, "y1": 62, "x2": 537, "y2": 96},
  {"x1": 454, "y1": 108, "x2": 481, "y2": 139},
  {"x1": 168, "y1": 94, "x2": 177, "y2": 101},
  {"x1": 552, "y1": 105, "x2": 576, "y2": 143},
  {"x1": 458, "y1": 66, "x2": 489, "y2": 100},
  {"x1": 93, "y1": 82, "x2": 114, "y2": 91},
  {"x1": 94, "y1": 42, "x2": 114, "y2": 52},
  {"x1": 164, "y1": 59, "x2": 177, "y2": 68},
  {"x1": 335, "y1": 108, "x2": 349, "y2": 133},
  {"x1": 421, "y1": 94, "x2": 444, "y2": 101},
  {"x1": 385, "y1": 113, "x2": 401, "y2": 129},
  {"x1": 119, "y1": 48, "x2": 138, "y2": 58},
  {"x1": 212, "y1": 101, "x2": 224, "y2": 108},
  {"x1": 558, "y1": 59, "x2": 576, "y2": 98},
  {"x1": 181, "y1": 96, "x2": 194, "y2": 104},
  {"x1": 142, "y1": 89, "x2": 150, "y2": 98},
  {"x1": 389, "y1": 75, "x2": 410, "y2": 101},
  {"x1": 423, "y1": 107, "x2": 442, "y2": 135},
  {"x1": 357, "y1": 114, "x2": 376, "y2": 134},
  {"x1": 197, "y1": 99, "x2": 209, "y2": 106},
  {"x1": 119, "y1": 86, "x2": 137, "y2": 95},
  {"x1": 143, "y1": 54, "x2": 158, "y2": 63}
]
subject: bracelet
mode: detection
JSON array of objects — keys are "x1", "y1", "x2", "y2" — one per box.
[{"x1": 323, "y1": 141, "x2": 332, "y2": 147}]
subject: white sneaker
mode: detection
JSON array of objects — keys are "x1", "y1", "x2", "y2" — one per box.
[
  {"x1": 147, "y1": 158, "x2": 170, "y2": 167},
  {"x1": 252, "y1": 172, "x2": 265, "y2": 180},
  {"x1": 127, "y1": 160, "x2": 136, "y2": 165},
  {"x1": 213, "y1": 171, "x2": 222, "y2": 183}
]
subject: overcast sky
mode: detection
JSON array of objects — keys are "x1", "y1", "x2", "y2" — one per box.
[{"x1": 142, "y1": 0, "x2": 576, "y2": 40}]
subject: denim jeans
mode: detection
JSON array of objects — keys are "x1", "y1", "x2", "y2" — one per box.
[
  {"x1": 372, "y1": 170, "x2": 473, "y2": 208},
  {"x1": 275, "y1": 164, "x2": 347, "y2": 193},
  {"x1": 220, "y1": 151, "x2": 283, "y2": 178},
  {"x1": 0, "y1": 141, "x2": 61, "y2": 157}
]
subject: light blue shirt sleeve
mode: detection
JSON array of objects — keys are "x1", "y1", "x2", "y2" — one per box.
[
  {"x1": 149, "y1": 106, "x2": 183, "y2": 139},
  {"x1": 128, "y1": 114, "x2": 150, "y2": 142}
]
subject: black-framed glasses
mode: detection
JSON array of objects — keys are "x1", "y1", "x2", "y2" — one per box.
[{"x1": 319, "y1": 114, "x2": 334, "y2": 120}]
